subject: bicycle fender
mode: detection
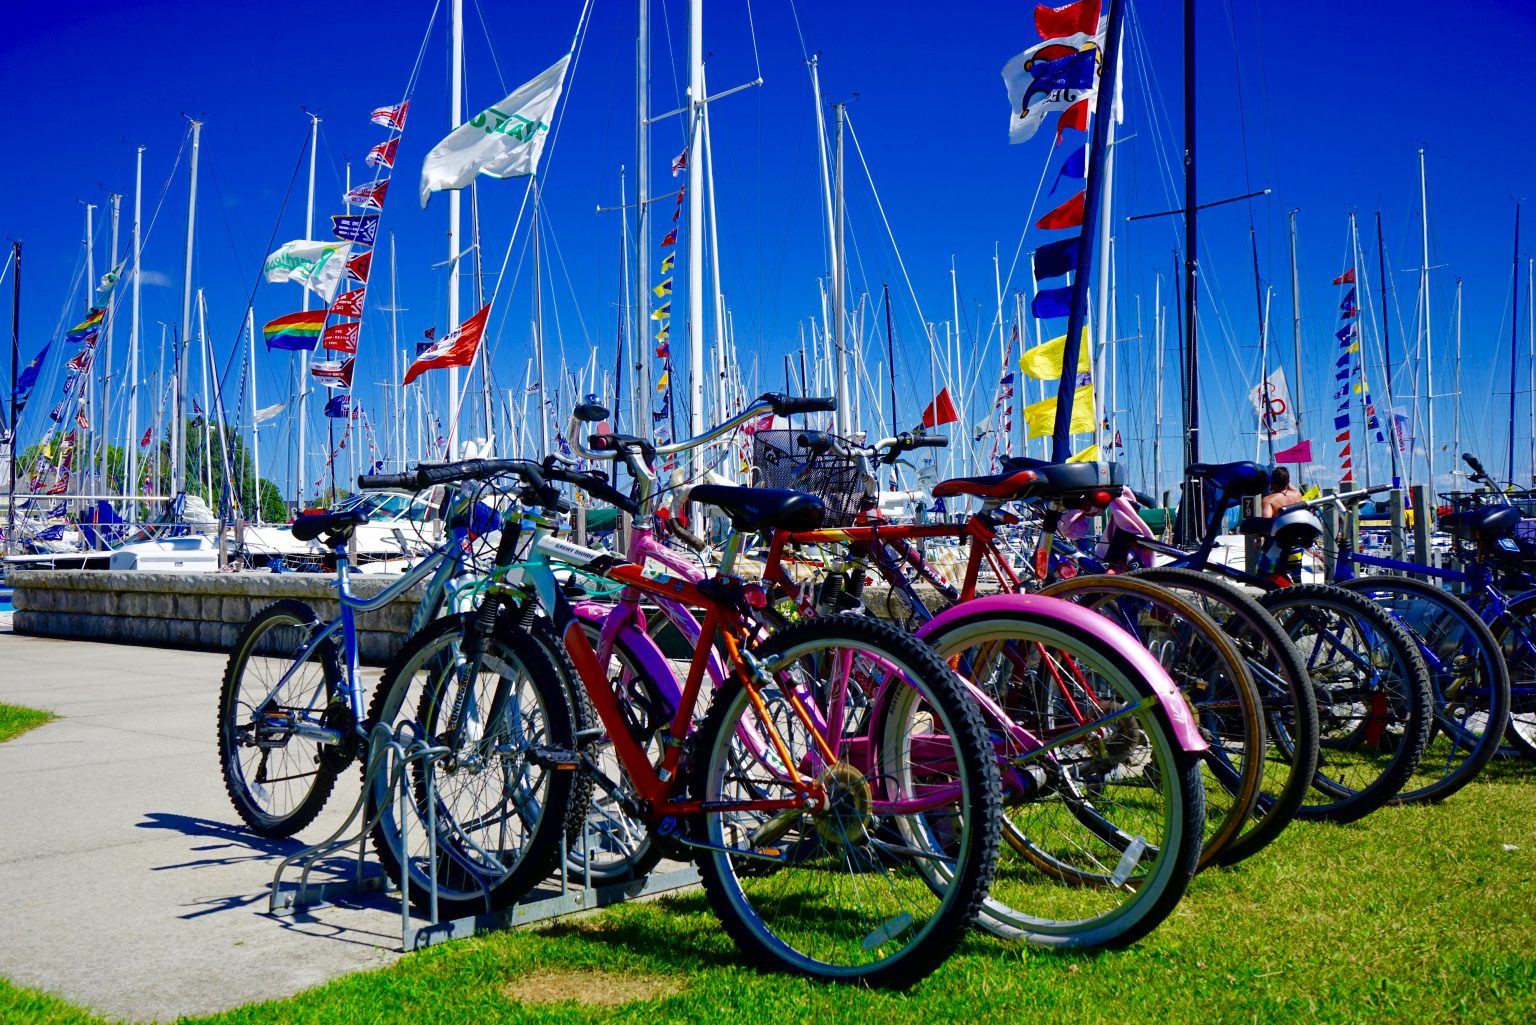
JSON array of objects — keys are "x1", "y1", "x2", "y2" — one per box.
[
  {"x1": 572, "y1": 600, "x2": 687, "y2": 706},
  {"x1": 915, "y1": 593, "x2": 1207, "y2": 754}
]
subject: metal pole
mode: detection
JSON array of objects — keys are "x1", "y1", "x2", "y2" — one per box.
[
  {"x1": 127, "y1": 146, "x2": 143, "y2": 521},
  {"x1": 703, "y1": 78, "x2": 730, "y2": 431},
  {"x1": 103, "y1": 193, "x2": 120, "y2": 502},
  {"x1": 1419, "y1": 148, "x2": 1436, "y2": 496},
  {"x1": 446, "y1": 0, "x2": 464, "y2": 457},
  {"x1": 636, "y1": 0, "x2": 652, "y2": 415},
  {"x1": 1288, "y1": 209, "x2": 1304, "y2": 470},
  {"x1": 6, "y1": 241, "x2": 18, "y2": 559},
  {"x1": 1182, "y1": 0, "x2": 1199, "y2": 475},
  {"x1": 1376, "y1": 211, "x2": 1400, "y2": 487},
  {"x1": 1510, "y1": 203, "x2": 1522, "y2": 484},
  {"x1": 832, "y1": 103, "x2": 849, "y2": 435},
  {"x1": 298, "y1": 112, "x2": 317, "y2": 509},
  {"x1": 532, "y1": 180, "x2": 548, "y2": 455},
  {"x1": 248, "y1": 312, "x2": 261, "y2": 523},
  {"x1": 686, "y1": 0, "x2": 705, "y2": 468},
  {"x1": 176, "y1": 120, "x2": 202, "y2": 496}
]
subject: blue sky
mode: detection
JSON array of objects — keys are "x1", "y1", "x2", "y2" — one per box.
[{"x1": 4, "y1": 0, "x2": 1536, "y2": 499}]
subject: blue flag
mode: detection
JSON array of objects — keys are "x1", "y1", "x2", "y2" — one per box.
[
  {"x1": 1335, "y1": 325, "x2": 1355, "y2": 342},
  {"x1": 1051, "y1": 144, "x2": 1088, "y2": 193},
  {"x1": 13, "y1": 341, "x2": 48, "y2": 411},
  {"x1": 1033, "y1": 237, "x2": 1080, "y2": 281},
  {"x1": 1339, "y1": 287, "x2": 1357, "y2": 313},
  {"x1": 324, "y1": 394, "x2": 351, "y2": 418},
  {"x1": 1025, "y1": 49, "x2": 1098, "y2": 107},
  {"x1": 1334, "y1": 414, "x2": 1351, "y2": 430},
  {"x1": 1031, "y1": 286, "x2": 1073, "y2": 320},
  {"x1": 331, "y1": 214, "x2": 379, "y2": 245}
]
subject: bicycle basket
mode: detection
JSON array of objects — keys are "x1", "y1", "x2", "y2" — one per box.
[{"x1": 750, "y1": 430, "x2": 869, "y2": 526}]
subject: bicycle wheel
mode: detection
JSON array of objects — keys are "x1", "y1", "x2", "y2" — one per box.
[
  {"x1": 1486, "y1": 590, "x2": 1536, "y2": 760},
  {"x1": 1038, "y1": 575, "x2": 1264, "y2": 871},
  {"x1": 367, "y1": 612, "x2": 582, "y2": 918},
  {"x1": 1335, "y1": 574, "x2": 1511, "y2": 802},
  {"x1": 1129, "y1": 568, "x2": 1319, "y2": 864},
  {"x1": 691, "y1": 614, "x2": 1001, "y2": 986},
  {"x1": 1256, "y1": 583, "x2": 1432, "y2": 823},
  {"x1": 217, "y1": 598, "x2": 344, "y2": 838},
  {"x1": 920, "y1": 602, "x2": 1205, "y2": 947}
]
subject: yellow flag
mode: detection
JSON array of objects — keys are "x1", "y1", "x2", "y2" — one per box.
[
  {"x1": 1346, "y1": 340, "x2": 1360, "y2": 353},
  {"x1": 1067, "y1": 443, "x2": 1101, "y2": 463},
  {"x1": 656, "y1": 370, "x2": 670, "y2": 391},
  {"x1": 1019, "y1": 328, "x2": 1092, "y2": 380},
  {"x1": 1023, "y1": 383, "x2": 1095, "y2": 438},
  {"x1": 652, "y1": 278, "x2": 673, "y2": 298},
  {"x1": 1302, "y1": 484, "x2": 1321, "y2": 500}
]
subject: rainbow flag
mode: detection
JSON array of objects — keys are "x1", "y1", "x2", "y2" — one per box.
[
  {"x1": 65, "y1": 307, "x2": 104, "y2": 343},
  {"x1": 263, "y1": 310, "x2": 326, "y2": 350}
]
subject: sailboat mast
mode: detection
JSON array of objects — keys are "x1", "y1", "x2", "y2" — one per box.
[
  {"x1": 1418, "y1": 148, "x2": 1436, "y2": 494},
  {"x1": 1350, "y1": 211, "x2": 1371, "y2": 489},
  {"x1": 1509, "y1": 203, "x2": 1521, "y2": 484},
  {"x1": 636, "y1": 0, "x2": 652, "y2": 421},
  {"x1": 446, "y1": 0, "x2": 464, "y2": 458},
  {"x1": 127, "y1": 146, "x2": 143, "y2": 520},
  {"x1": 1288, "y1": 209, "x2": 1303, "y2": 462},
  {"x1": 175, "y1": 120, "x2": 202, "y2": 498},
  {"x1": 532, "y1": 180, "x2": 549, "y2": 454},
  {"x1": 1153, "y1": 275, "x2": 1164, "y2": 500},
  {"x1": 197, "y1": 290, "x2": 212, "y2": 498},
  {"x1": 703, "y1": 76, "x2": 730, "y2": 431},
  {"x1": 248, "y1": 313, "x2": 261, "y2": 524},
  {"x1": 296, "y1": 112, "x2": 317, "y2": 510},
  {"x1": 1528, "y1": 257, "x2": 1534, "y2": 483},
  {"x1": 686, "y1": 0, "x2": 705, "y2": 467},
  {"x1": 84, "y1": 201, "x2": 95, "y2": 498},
  {"x1": 103, "y1": 193, "x2": 120, "y2": 500},
  {"x1": 832, "y1": 102, "x2": 849, "y2": 435},
  {"x1": 1375, "y1": 211, "x2": 1400, "y2": 486},
  {"x1": 6, "y1": 241, "x2": 18, "y2": 558},
  {"x1": 1182, "y1": 0, "x2": 1200, "y2": 483},
  {"x1": 1453, "y1": 277, "x2": 1462, "y2": 475}
]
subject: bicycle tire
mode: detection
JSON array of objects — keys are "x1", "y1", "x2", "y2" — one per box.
[
  {"x1": 1335, "y1": 574, "x2": 1512, "y2": 802},
  {"x1": 919, "y1": 603, "x2": 1205, "y2": 947},
  {"x1": 691, "y1": 614, "x2": 1001, "y2": 987},
  {"x1": 1038, "y1": 574, "x2": 1264, "y2": 871},
  {"x1": 1485, "y1": 590, "x2": 1536, "y2": 760},
  {"x1": 366, "y1": 612, "x2": 582, "y2": 918},
  {"x1": 1256, "y1": 583, "x2": 1432, "y2": 823},
  {"x1": 217, "y1": 598, "x2": 344, "y2": 838},
  {"x1": 1128, "y1": 568, "x2": 1319, "y2": 864}
]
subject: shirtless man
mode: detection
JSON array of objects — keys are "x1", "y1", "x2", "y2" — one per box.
[{"x1": 1261, "y1": 466, "x2": 1304, "y2": 518}]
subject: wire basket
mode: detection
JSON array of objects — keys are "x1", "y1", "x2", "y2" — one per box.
[{"x1": 750, "y1": 430, "x2": 869, "y2": 527}]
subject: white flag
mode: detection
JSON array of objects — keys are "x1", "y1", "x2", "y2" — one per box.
[
  {"x1": 262, "y1": 240, "x2": 353, "y2": 304},
  {"x1": 254, "y1": 402, "x2": 287, "y2": 424},
  {"x1": 1001, "y1": 20, "x2": 1106, "y2": 145},
  {"x1": 1250, "y1": 367, "x2": 1298, "y2": 440},
  {"x1": 419, "y1": 54, "x2": 570, "y2": 208}
]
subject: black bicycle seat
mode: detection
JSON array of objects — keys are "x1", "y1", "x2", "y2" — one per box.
[
  {"x1": 291, "y1": 508, "x2": 370, "y2": 543},
  {"x1": 1440, "y1": 505, "x2": 1520, "y2": 542},
  {"x1": 1000, "y1": 456, "x2": 1123, "y2": 498},
  {"x1": 1187, "y1": 461, "x2": 1269, "y2": 497},
  {"x1": 690, "y1": 485, "x2": 825, "y2": 533}
]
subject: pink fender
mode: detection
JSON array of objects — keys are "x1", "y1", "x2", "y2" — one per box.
[
  {"x1": 915, "y1": 592, "x2": 1207, "y2": 753},
  {"x1": 1102, "y1": 487, "x2": 1158, "y2": 569}
]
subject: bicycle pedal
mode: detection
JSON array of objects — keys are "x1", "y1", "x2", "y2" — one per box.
[{"x1": 524, "y1": 745, "x2": 582, "y2": 770}]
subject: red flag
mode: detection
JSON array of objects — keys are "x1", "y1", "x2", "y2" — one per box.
[
  {"x1": 348, "y1": 249, "x2": 372, "y2": 283},
  {"x1": 140, "y1": 427, "x2": 152, "y2": 448},
  {"x1": 370, "y1": 101, "x2": 409, "y2": 130},
  {"x1": 1036, "y1": 190, "x2": 1086, "y2": 231},
  {"x1": 322, "y1": 322, "x2": 360, "y2": 353},
  {"x1": 403, "y1": 304, "x2": 491, "y2": 386},
  {"x1": 671, "y1": 148, "x2": 688, "y2": 176},
  {"x1": 1335, "y1": 429, "x2": 1350, "y2": 442},
  {"x1": 921, "y1": 387, "x2": 960, "y2": 428},
  {"x1": 423, "y1": 326, "x2": 436, "y2": 340},
  {"x1": 1333, "y1": 268, "x2": 1356, "y2": 285},
  {"x1": 1341, "y1": 309, "x2": 1357, "y2": 319},
  {"x1": 661, "y1": 228, "x2": 678, "y2": 247},
  {"x1": 1055, "y1": 99, "x2": 1090, "y2": 140},
  {"x1": 366, "y1": 137, "x2": 399, "y2": 169},
  {"x1": 1035, "y1": 0, "x2": 1101, "y2": 40},
  {"x1": 343, "y1": 178, "x2": 389, "y2": 210},
  {"x1": 330, "y1": 287, "x2": 366, "y2": 318},
  {"x1": 310, "y1": 356, "x2": 355, "y2": 389},
  {"x1": 1274, "y1": 439, "x2": 1312, "y2": 463},
  {"x1": 1339, "y1": 442, "x2": 1352, "y2": 457}
]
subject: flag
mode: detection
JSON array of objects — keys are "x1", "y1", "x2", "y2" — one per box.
[
  {"x1": 1336, "y1": 325, "x2": 1355, "y2": 342},
  {"x1": 1275, "y1": 439, "x2": 1313, "y2": 463},
  {"x1": 419, "y1": 54, "x2": 570, "y2": 207},
  {"x1": 1033, "y1": 235, "x2": 1080, "y2": 280},
  {"x1": 660, "y1": 252, "x2": 675, "y2": 273},
  {"x1": 75, "y1": 406, "x2": 89, "y2": 431},
  {"x1": 402, "y1": 303, "x2": 491, "y2": 385},
  {"x1": 1066, "y1": 443, "x2": 1101, "y2": 463},
  {"x1": 343, "y1": 178, "x2": 389, "y2": 210},
  {"x1": 921, "y1": 387, "x2": 960, "y2": 428},
  {"x1": 264, "y1": 240, "x2": 353, "y2": 303},
  {"x1": 1031, "y1": 286, "x2": 1073, "y2": 319},
  {"x1": 330, "y1": 287, "x2": 366, "y2": 318},
  {"x1": 371, "y1": 100, "x2": 409, "y2": 130},
  {"x1": 424, "y1": 326, "x2": 436, "y2": 340},
  {"x1": 1002, "y1": 31, "x2": 1102, "y2": 144},
  {"x1": 672, "y1": 147, "x2": 689, "y2": 176},
  {"x1": 254, "y1": 402, "x2": 286, "y2": 423},
  {"x1": 1037, "y1": 190, "x2": 1086, "y2": 230},
  {"x1": 13, "y1": 342, "x2": 48, "y2": 408},
  {"x1": 347, "y1": 248, "x2": 372, "y2": 283},
  {"x1": 657, "y1": 369, "x2": 670, "y2": 391},
  {"x1": 1336, "y1": 429, "x2": 1350, "y2": 442},
  {"x1": 1334, "y1": 414, "x2": 1351, "y2": 430},
  {"x1": 263, "y1": 310, "x2": 327, "y2": 350},
  {"x1": 66, "y1": 349, "x2": 93, "y2": 374},
  {"x1": 331, "y1": 214, "x2": 379, "y2": 245},
  {"x1": 324, "y1": 394, "x2": 352, "y2": 419},
  {"x1": 653, "y1": 278, "x2": 672, "y2": 298},
  {"x1": 65, "y1": 308, "x2": 104, "y2": 343},
  {"x1": 1020, "y1": 328, "x2": 1091, "y2": 379},
  {"x1": 322, "y1": 322, "x2": 360, "y2": 353},
  {"x1": 192, "y1": 397, "x2": 203, "y2": 416},
  {"x1": 661, "y1": 227, "x2": 678, "y2": 247},
  {"x1": 1249, "y1": 367, "x2": 1298, "y2": 439},
  {"x1": 1051, "y1": 144, "x2": 1088, "y2": 192},
  {"x1": 1056, "y1": 98, "x2": 1090, "y2": 139},
  {"x1": 651, "y1": 301, "x2": 671, "y2": 321},
  {"x1": 366, "y1": 137, "x2": 399, "y2": 169},
  {"x1": 97, "y1": 258, "x2": 127, "y2": 295},
  {"x1": 1333, "y1": 268, "x2": 1356, "y2": 285},
  {"x1": 1023, "y1": 383, "x2": 1095, "y2": 438},
  {"x1": 139, "y1": 426, "x2": 152, "y2": 447},
  {"x1": 1035, "y1": 0, "x2": 1102, "y2": 40},
  {"x1": 311, "y1": 357, "x2": 355, "y2": 389}
]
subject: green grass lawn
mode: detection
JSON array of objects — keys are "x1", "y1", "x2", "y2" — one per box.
[
  {"x1": 3, "y1": 761, "x2": 1533, "y2": 1025},
  {"x1": 0, "y1": 703, "x2": 54, "y2": 744}
]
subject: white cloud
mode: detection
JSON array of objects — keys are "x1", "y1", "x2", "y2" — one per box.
[{"x1": 138, "y1": 270, "x2": 172, "y2": 287}]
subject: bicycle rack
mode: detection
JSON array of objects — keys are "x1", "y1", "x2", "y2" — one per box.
[{"x1": 269, "y1": 722, "x2": 699, "y2": 952}]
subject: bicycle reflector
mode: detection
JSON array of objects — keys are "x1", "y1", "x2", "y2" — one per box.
[{"x1": 743, "y1": 583, "x2": 769, "y2": 609}]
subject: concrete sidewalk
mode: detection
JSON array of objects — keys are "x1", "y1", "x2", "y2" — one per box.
[{"x1": 0, "y1": 629, "x2": 404, "y2": 1022}]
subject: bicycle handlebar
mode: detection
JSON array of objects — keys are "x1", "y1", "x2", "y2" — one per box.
[
  {"x1": 797, "y1": 430, "x2": 948, "y2": 464},
  {"x1": 358, "y1": 472, "x2": 420, "y2": 491}
]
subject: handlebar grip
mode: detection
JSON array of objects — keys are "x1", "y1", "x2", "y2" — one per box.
[
  {"x1": 546, "y1": 467, "x2": 640, "y2": 517},
  {"x1": 912, "y1": 435, "x2": 948, "y2": 449},
  {"x1": 358, "y1": 472, "x2": 421, "y2": 491},
  {"x1": 762, "y1": 392, "x2": 836, "y2": 416},
  {"x1": 1463, "y1": 452, "x2": 1486, "y2": 475},
  {"x1": 797, "y1": 431, "x2": 835, "y2": 453},
  {"x1": 419, "y1": 460, "x2": 484, "y2": 486}
]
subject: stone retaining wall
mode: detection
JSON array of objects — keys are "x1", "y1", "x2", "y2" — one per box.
[{"x1": 11, "y1": 571, "x2": 422, "y2": 665}]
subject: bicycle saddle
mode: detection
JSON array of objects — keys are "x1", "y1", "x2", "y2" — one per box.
[
  {"x1": 931, "y1": 468, "x2": 1043, "y2": 501},
  {"x1": 999, "y1": 456, "x2": 1124, "y2": 497},
  {"x1": 291, "y1": 508, "x2": 370, "y2": 543},
  {"x1": 1440, "y1": 505, "x2": 1520, "y2": 542},
  {"x1": 1186, "y1": 461, "x2": 1268, "y2": 497},
  {"x1": 689, "y1": 484, "x2": 826, "y2": 533}
]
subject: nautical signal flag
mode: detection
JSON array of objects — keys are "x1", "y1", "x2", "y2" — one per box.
[
  {"x1": 921, "y1": 387, "x2": 960, "y2": 428},
  {"x1": 332, "y1": 214, "x2": 379, "y2": 246},
  {"x1": 330, "y1": 287, "x2": 366, "y2": 319},
  {"x1": 370, "y1": 100, "x2": 409, "y2": 130},
  {"x1": 366, "y1": 137, "x2": 399, "y2": 169},
  {"x1": 324, "y1": 394, "x2": 352, "y2": 419},
  {"x1": 343, "y1": 178, "x2": 389, "y2": 210},
  {"x1": 660, "y1": 252, "x2": 675, "y2": 274},
  {"x1": 1274, "y1": 439, "x2": 1313, "y2": 463},
  {"x1": 264, "y1": 310, "x2": 327, "y2": 350},
  {"x1": 1333, "y1": 267, "x2": 1356, "y2": 285},
  {"x1": 311, "y1": 357, "x2": 355, "y2": 389},
  {"x1": 1056, "y1": 98, "x2": 1090, "y2": 140},
  {"x1": 13, "y1": 341, "x2": 48, "y2": 410},
  {"x1": 322, "y1": 322, "x2": 360, "y2": 353},
  {"x1": 660, "y1": 228, "x2": 678, "y2": 247},
  {"x1": 1066, "y1": 443, "x2": 1100, "y2": 464},
  {"x1": 1051, "y1": 144, "x2": 1088, "y2": 193},
  {"x1": 140, "y1": 427, "x2": 152, "y2": 448},
  {"x1": 1023, "y1": 382, "x2": 1095, "y2": 438},
  {"x1": 1036, "y1": 190, "x2": 1086, "y2": 231},
  {"x1": 653, "y1": 278, "x2": 672, "y2": 298},
  {"x1": 1019, "y1": 328, "x2": 1091, "y2": 379},
  {"x1": 66, "y1": 349, "x2": 93, "y2": 374},
  {"x1": 1035, "y1": 0, "x2": 1102, "y2": 40},
  {"x1": 1339, "y1": 287, "x2": 1357, "y2": 313},
  {"x1": 651, "y1": 301, "x2": 671, "y2": 321},
  {"x1": 402, "y1": 303, "x2": 490, "y2": 386},
  {"x1": 1031, "y1": 285, "x2": 1073, "y2": 319},
  {"x1": 672, "y1": 147, "x2": 688, "y2": 176},
  {"x1": 1033, "y1": 236, "x2": 1080, "y2": 280},
  {"x1": 348, "y1": 249, "x2": 372, "y2": 283}
]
